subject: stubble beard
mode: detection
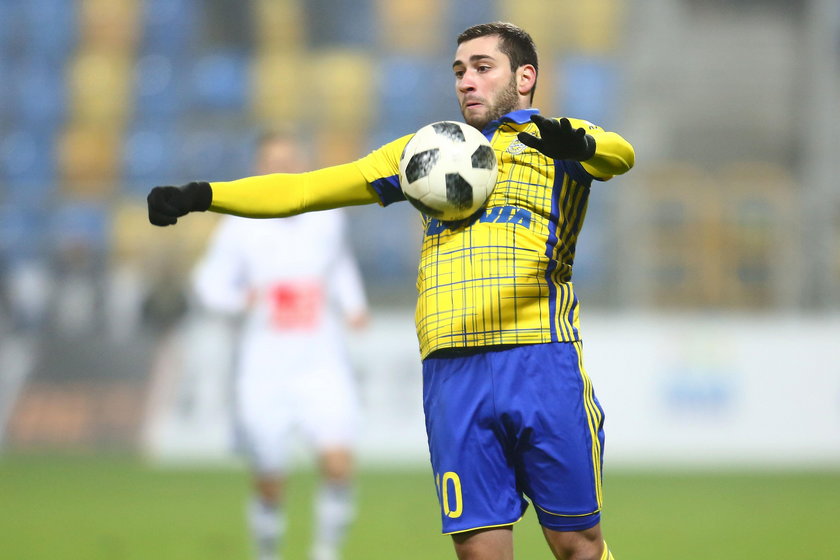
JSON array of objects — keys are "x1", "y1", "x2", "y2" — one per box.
[{"x1": 462, "y1": 77, "x2": 519, "y2": 131}]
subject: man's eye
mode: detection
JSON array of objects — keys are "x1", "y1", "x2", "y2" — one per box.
[
  {"x1": 454, "y1": 71, "x2": 464, "y2": 79},
  {"x1": 477, "y1": 65, "x2": 490, "y2": 73}
]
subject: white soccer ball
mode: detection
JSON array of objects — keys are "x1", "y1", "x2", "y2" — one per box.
[{"x1": 399, "y1": 121, "x2": 498, "y2": 221}]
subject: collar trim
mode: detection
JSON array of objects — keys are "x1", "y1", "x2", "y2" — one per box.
[{"x1": 482, "y1": 108, "x2": 540, "y2": 135}]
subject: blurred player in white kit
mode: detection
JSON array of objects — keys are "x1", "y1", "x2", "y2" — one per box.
[{"x1": 192, "y1": 131, "x2": 370, "y2": 560}]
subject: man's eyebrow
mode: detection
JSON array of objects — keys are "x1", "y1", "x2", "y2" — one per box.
[{"x1": 452, "y1": 54, "x2": 495, "y2": 69}]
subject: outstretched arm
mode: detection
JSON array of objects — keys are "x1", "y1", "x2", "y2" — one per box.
[
  {"x1": 148, "y1": 162, "x2": 380, "y2": 226},
  {"x1": 210, "y1": 162, "x2": 380, "y2": 217}
]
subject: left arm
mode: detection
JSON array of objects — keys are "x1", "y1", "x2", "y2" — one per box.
[
  {"x1": 581, "y1": 127, "x2": 635, "y2": 179},
  {"x1": 517, "y1": 115, "x2": 635, "y2": 180}
]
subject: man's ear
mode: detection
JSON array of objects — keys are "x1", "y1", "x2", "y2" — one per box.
[{"x1": 517, "y1": 64, "x2": 537, "y2": 97}]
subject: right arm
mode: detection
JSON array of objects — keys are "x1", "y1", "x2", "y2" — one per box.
[
  {"x1": 147, "y1": 134, "x2": 412, "y2": 226},
  {"x1": 209, "y1": 162, "x2": 380, "y2": 218}
]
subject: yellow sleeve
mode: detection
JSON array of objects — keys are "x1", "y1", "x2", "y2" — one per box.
[
  {"x1": 209, "y1": 162, "x2": 380, "y2": 218},
  {"x1": 565, "y1": 117, "x2": 635, "y2": 180},
  {"x1": 208, "y1": 134, "x2": 414, "y2": 218},
  {"x1": 354, "y1": 134, "x2": 412, "y2": 184}
]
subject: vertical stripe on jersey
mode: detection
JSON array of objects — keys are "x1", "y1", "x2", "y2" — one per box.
[
  {"x1": 548, "y1": 164, "x2": 578, "y2": 342},
  {"x1": 553, "y1": 162, "x2": 590, "y2": 342},
  {"x1": 542, "y1": 159, "x2": 563, "y2": 343}
]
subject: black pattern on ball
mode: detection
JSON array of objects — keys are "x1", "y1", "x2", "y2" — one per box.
[
  {"x1": 404, "y1": 193, "x2": 445, "y2": 217},
  {"x1": 471, "y1": 145, "x2": 495, "y2": 170},
  {"x1": 432, "y1": 122, "x2": 466, "y2": 142},
  {"x1": 445, "y1": 173, "x2": 473, "y2": 209},
  {"x1": 405, "y1": 148, "x2": 440, "y2": 183}
]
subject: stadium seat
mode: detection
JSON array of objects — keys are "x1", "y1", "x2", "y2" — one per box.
[
  {"x1": 374, "y1": 55, "x2": 458, "y2": 140},
  {"x1": 0, "y1": 59, "x2": 10, "y2": 127},
  {"x1": 376, "y1": 0, "x2": 443, "y2": 54},
  {"x1": 0, "y1": 2, "x2": 21, "y2": 54},
  {"x1": 78, "y1": 0, "x2": 141, "y2": 52},
  {"x1": 132, "y1": 53, "x2": 188, "y2": 121},
  {"x1": 0, "y1": 204, "x2": 47, "y2": 261},
  {"x1": 308, "y1": 50, "x2": 375, "y2": 129},
  {"x1": 305, "y1": 0, "x2": 374, "y2": 48},
  {"x1": 121, "y1": 123, "x2": 180, "y2": 196},
  {"x1": 568, "y1": 189, "x2": 614, "y2": 301},
  {"x1": 138, "y1": 0, "x2": 196, "y2": 58},
  {"x1": 58, "y1": 124, "x2": 121, "y2": 197},
  {"x1": 19, "y1": 0, "x2": 78, "y2": 60},
  {"x1": 250, "y1": 51, "x2": 304, "y2": 123},
  {"x1": 446, "y1": 0, "x2": 496, "y2": 40},
  {"x1": 633, "y1": 163, "x2": 717, "y2": 307},
  {"x1": 559, "y1": 56, "x2": 618, "y2": 125},
  {"x1": 0, "y1": 128, "x2": 57, "y2": 203},
  {"x1": 175, "y1": 127, "x2": 253, "y2": 183},
  {"x1": 252, "y1": 0, "x2": 306, "y2": 51},
  {"x1": 49, "y1": 201, "x2": 110, "y2": 253},
  {"x1": 67, "y1": 48, "x2": 134, "y2": 125},
  {"x1": 717, "y1": 162, "x2": 797, "y2": 307},
  {"x1": 187, "y1": 49, "x2": 250, "y2": 111},
  {"x1": 9, "y1": 55, "x2": 67, "y2": 129}
]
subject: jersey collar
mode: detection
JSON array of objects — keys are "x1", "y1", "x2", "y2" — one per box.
[{"x1": 481, "y1": 108, "x2": 540, "y2": 137}]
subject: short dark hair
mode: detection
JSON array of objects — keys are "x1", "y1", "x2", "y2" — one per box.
[{"x1": 457, "y1": 22, "x2": 539, "y2": 99}]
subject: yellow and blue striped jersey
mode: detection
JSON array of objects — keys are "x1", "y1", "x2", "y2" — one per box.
[
  {"x1": 209, "y1": 109, "x2": 633, "y2": 358},
  {"x1": 355, "y1": 109, "x2": 634, "y2": 357}
]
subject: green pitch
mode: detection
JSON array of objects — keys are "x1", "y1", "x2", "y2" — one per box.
[{"x1": 1, "y1": 453, "x2": 838, "y2": 559}]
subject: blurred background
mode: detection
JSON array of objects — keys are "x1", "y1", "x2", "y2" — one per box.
[{"x1": 0, "y1": 0, "x2": 839, "y2": 558}]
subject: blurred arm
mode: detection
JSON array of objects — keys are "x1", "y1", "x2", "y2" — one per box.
[
  {"x1": 192, "y1": 218, "x2": 250, "y2": 314},
  {"x1": 330, "y1": 214, "x2": 370, "y2": 330}
]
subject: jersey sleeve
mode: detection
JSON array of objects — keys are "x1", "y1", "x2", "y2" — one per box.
[
  {"x1": 207, "y1": 135, "x2": 413, "y2": 218},
  {"x1": 353, "y1": 133, "x2": 413, "y2": 206},
  {"x1": 565, "y1": 117, "x2": 635, "y2": 181},
  {"x1": 209, "y1": 163, "x2": 380, "y2": 218}
]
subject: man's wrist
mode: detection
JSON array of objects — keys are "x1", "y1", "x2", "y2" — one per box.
[
  {"x1": 580, "y1": 135, "x2": 596, "y2": 161},
  {"x1": 183, "y1": 181, "x2": 212, "y2": 212}
]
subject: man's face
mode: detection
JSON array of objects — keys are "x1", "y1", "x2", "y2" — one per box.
[
  {"x1": 256, "y1": 138, "x2": 307, "y2": 175},
  {"x1": 453, "y1": 34, "x2": 522, "y2": 130}
]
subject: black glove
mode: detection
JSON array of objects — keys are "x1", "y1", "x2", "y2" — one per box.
[
  {"x1": 517, "y1": 115, "x2": 596, "y2": 161},
  {"x1": 147, "y1": 181, "x2": 212, "y2": 226}
]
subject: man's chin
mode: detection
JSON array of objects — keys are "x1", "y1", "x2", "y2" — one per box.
[{"x1": 462, "y1": 113, "x2": 489, "y2": 130}]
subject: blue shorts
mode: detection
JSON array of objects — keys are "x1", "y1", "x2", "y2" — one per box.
[{"x1": 422, "y1": 342, "x2": 605, "y2": 534}]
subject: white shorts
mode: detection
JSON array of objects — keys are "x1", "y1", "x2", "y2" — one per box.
[{"x1": 234, "y1": 342, "x2": 361, "y2": 474}]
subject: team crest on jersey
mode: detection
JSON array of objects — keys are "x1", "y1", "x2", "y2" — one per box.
[{"x1": 506, "y1": 139, "x2": 528, "y2": 155}]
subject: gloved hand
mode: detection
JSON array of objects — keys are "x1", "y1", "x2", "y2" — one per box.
[
  {"x1": 517, "y1": 115, "x2": 596, "y2": 161},
  {"x1": 147, "y1": 181, "x2": 212, "y2": 226}
]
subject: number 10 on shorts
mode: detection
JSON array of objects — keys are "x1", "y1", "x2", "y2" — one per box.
[{"x1": 435, "y1": 471, "x2": 463, "y2": 518}]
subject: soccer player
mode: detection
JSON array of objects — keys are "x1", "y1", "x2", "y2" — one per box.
[
  {"x1": 149, "y1": 22, "x2": 634, "y2": 560},
  {"x1": 191, "y1": 132, "x2": 370, "y2": 560}
]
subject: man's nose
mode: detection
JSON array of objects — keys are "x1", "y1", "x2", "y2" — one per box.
[{"x1": 458, "y1": 76, "x2": 475, "y2": 92}]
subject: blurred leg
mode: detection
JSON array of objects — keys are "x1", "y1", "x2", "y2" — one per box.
[
  {"x1": 249, "y1": 474, "x2": 287, "y2": 560},
  {"x1": 311, "y1": 447, "x2": 356, "y2": 560}
]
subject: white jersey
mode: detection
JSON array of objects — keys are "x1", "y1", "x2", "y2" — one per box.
[
  {"x1": 193, "y1": 211, "x2": 367, "y2": 360},
  {"x1": 192, "y1": 210, "x2": 368, "y2": 471}
]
